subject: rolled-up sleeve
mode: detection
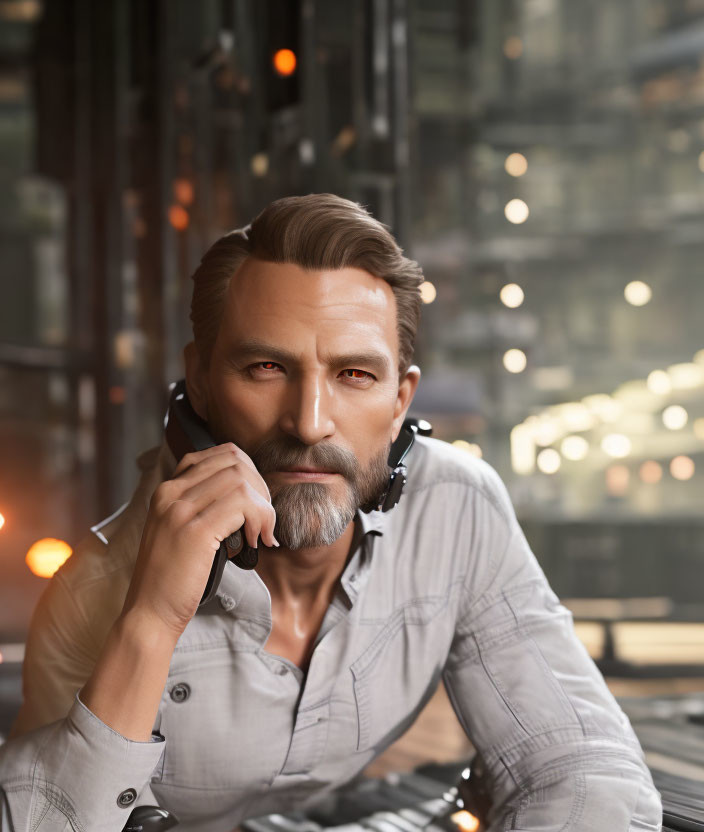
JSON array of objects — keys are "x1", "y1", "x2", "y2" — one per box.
[
  {"x1": 0, "y1": 692, "x2": 165, "y2": 831},
  {"x1": 442, "y1": 462, "x2": 662, "y2": 831}
]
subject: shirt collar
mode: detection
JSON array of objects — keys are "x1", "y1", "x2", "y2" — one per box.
[{"x1": 355, "y1": 505, "x2": 387, "y2": 537}]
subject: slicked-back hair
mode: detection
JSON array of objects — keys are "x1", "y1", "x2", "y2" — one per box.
[{"x1": 189, "y1": 193, "x2": 424, "y2": 379}]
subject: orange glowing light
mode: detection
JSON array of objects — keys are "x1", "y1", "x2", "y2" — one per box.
[
  {"x1": 173, "y1": 178, "x2": 194, "y2": 206},
  {"x1": 108, "y1": 385, "x2": 126, "y2": 405},
  {"x1": 168, "y1": 204, "x2": 189, "y2": 231},
  {"x1": 273, "y1": 48, "x2": 297, "y2": 77},
  {"x1": 450, "y1": 810, "x2": 480, "y2": 832},
  {"x1": 0, "y1": 512, "x2": 5, "y2": 530},
  {"x1": 26, "y1": 538, "x2": 73, "y2": 578}
]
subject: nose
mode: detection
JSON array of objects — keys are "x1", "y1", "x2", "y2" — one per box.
[{"x1": 278, "y1": 371, "x2": 336, "y2": 445}]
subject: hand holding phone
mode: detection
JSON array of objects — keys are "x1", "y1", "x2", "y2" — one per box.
[{"x1": 121, "y1": 439, "x2": 278, "y2": 639}]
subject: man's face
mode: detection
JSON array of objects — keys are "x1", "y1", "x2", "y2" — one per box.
[{"x1": 188, "y1": 257, "x2": 419, "y2": 550}]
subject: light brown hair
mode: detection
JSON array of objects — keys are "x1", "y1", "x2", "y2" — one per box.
[{"x1": 189, "y1": 193, "x2": 424, "y2": 378}]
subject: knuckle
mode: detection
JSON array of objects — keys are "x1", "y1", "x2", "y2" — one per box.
[
  {"x1": 228, "y1": 469, "x2": 247, "y2": 491},
  {"x1": 165, "y1": 500, "x2": 192, "y2": 526},
  {"x1": 151, "y1": 481, "x2": 175, "y2": 510}
]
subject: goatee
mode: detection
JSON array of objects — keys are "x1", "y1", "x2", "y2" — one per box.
[{"x1": 250, "y1": 436, "x2": 391, "y2": 550}]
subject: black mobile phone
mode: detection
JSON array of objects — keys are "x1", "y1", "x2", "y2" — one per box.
[{"x1": 164, "y1": 379, "x2": 259, "y2": 608}]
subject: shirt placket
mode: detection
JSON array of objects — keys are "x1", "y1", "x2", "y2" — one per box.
[{"x1": 277, "y1": 527, "x2": 381, "y2": 777}]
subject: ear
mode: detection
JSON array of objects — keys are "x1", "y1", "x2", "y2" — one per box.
[
  {"x1": 183, "y1": 341, "x2": 209, "y2": 422},
  {"x1": 391, "y1": 364, "x2": 421, "y2": 442}
]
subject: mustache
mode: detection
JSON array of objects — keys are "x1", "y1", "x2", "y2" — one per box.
[{"x1": 250, "y1": 435, "x2": 359, "y2": 480}]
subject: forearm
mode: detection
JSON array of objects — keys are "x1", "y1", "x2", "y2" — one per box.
[
  {"x1": 79, "y1": 608, "x2": 179, "y2": 742},
  {"x1": 486, "y1": 743, "x2": 661, "y2": 831}
]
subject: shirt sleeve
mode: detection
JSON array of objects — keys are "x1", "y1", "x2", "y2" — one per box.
[
  {"x1": 442, "y1": 461, "x2": 662, "y2": 831},
  {"x1": 0, "y1": 692, "x2": 166, "y2": 832},
  {"x1": 0, "y1": 563, "x2": 166, "y2": 831}
]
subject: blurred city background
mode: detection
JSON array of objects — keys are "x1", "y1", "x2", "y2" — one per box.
[{"x1": 1, "y1": 0, "x2": 703, "y2": 750}]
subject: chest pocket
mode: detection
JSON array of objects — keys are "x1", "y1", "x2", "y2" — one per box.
[{"x1": 351, "y1": 595, "x2": 452, "y2": 752}]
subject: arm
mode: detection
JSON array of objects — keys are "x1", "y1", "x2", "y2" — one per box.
[
  {"x1": 0, "y1": 571, "x2": 174, "y2": 832},
  {"x1": 442, "y1": 463, "x2": 662, "y2": 831},
  {"x1": 1, "y1": 441, "x2": 278, "y2": 831}
]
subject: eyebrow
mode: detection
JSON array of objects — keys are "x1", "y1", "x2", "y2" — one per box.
[{"x1": 228, "y1": 338, "x2": 392, "y2": 376}]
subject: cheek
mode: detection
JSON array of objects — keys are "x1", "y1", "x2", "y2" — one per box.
[
  {"x1": 346, "y1": 406, "x2": 396, "y2": 467},
  {"x1": 211, "y1": 382, "x2": 278, "y2": 444}
]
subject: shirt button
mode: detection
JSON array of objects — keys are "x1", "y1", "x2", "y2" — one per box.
[
  {"x1": 117, "y1": 788, "x2": 137, "y2": 807},
  {"x1": 219, "y1": 595, "x2": 236, "y2": 611},
  {"x1": 170, "y1": 683, "x2": 190, "y2": 702}
]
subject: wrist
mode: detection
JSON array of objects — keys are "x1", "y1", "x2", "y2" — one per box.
[{"x1": 116, "y1": 605, "x2": 183, "y2": 649}]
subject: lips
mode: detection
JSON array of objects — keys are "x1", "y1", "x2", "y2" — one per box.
[{"x1": 280, "y1": 466, "x2": 337, "y2": 474}]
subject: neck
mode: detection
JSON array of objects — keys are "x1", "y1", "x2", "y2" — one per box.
[{"x1": 255, "y1": 517, "x2": 362, "y2": 604}]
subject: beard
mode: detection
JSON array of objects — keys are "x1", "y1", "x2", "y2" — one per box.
[{"x1": 249, "y1": 435, "x2": 391, "y2": 550}]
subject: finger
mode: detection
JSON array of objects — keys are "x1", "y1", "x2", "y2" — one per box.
[
  {"x1": 194, "y1": 482, "x2": 275, "y2": 550},
  {"x1": 172, "y1": 442, "x2": 238, "y2": 479},
  {"x1": 179, "y1": 457, "x2": 271, "y2": 505}
]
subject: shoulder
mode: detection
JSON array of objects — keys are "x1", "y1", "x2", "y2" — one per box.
[
  {"x1": 41, "y1": 442, "x2": 171, "y2": 650},
  {"x1": 403, "y1": 434, "x2": 514, "y2": 527}
]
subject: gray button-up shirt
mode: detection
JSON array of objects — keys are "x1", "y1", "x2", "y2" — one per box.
[{"x1": 0, "y1": 435, "x2": 662, "y2": 831}]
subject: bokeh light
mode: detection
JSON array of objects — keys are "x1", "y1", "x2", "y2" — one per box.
[
  {"x1": 534, "y1": 418, "x2": 561, "y2": 447},
  {"x1": 250, "y1": 152, "x2": 269, "y2": 177},
  {"x1": 561, "y1": 435, "x2": 589, "y2": 461},
  {"x1": 668, "y1": 362, "x2": 704, "y2": 390},
  {"x1": 694, "y1": 417, "x2": 704, "y2": 440},
  {"x1": 662, "y1": 405, "x2": 688, "y2": 430},
  {"x1": 420, "y1": 281, "x2": 437, "y2": 304},
  {"x1": 273, "y1": 48, "x2": 297, "y2": 76},
  {"x1": 647, "y1": 370, "x2": 672, "y2": 395},
  {"x1": 624, "y1": 280, "x2": 652, "y2": 306},
  {"x1": 503, "y1": 36, "x2": 523, "y2": 59},
  {"x1": 504, "y1": 198, "x2": 529, "y2": 224},
  {"x1": 670, "y1": 456, "x2": 695, "y2": 481},
  {"x1": 499, "y1": 282, "x2": 524, "y2": 308},
  {"x1": 25, "y1": 538, "x2": 72, "y2": 579},
  {"x1": 560, "y1": 402, "x2": 596, "y2": 432},
  {"x1": 503, "y1": 348, "x2": 527, "y2": 373},
  {"x1": 504, "y1": 153, "x2": 528, "y2": 177},
  {"x1": 450, "y1": 810, "x2": 480, "y2": 832},
  {"x1": 168, "y1": 204, "x2": 189, "y2": 231},
  {"x1": 452, "y1": 439, "x2": 483, "y2": 457},
  {"x1": 511, "y1": 424, "x2": 535, "y2": 474},
  {"x1": 601, "y1": 433, "x2": 632, "y2": 458},
  {"x1": 640, "y1": 460, "x2": 663, "y2": 484},
  {"x1": 537, "y1": 448, "x2": 561, "y2": 474},
  {"x1": 0, "y1": 512, "x2": 5, "y2": 530},
  {"x1": 606, "y1": 464, "x2": 630, "y2": 496},
  {"x1": 173, "y1": 178, "x2": 194, "y2": 206},
  {"x1": 583, "y1": 394, "x2": 623, "y2": 423}
]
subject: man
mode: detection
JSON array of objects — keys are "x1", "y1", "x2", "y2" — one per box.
[{"x1": 0, "y1": 194, "x2": 661, "y2": 831}]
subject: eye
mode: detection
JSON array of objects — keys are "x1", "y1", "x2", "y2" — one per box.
[
  {"x1": 249, "y1": 361, "x2": 283, "y2": 374},
  {"x1": 341, "y1": 368, "x2": 375, "y2": 382}
]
